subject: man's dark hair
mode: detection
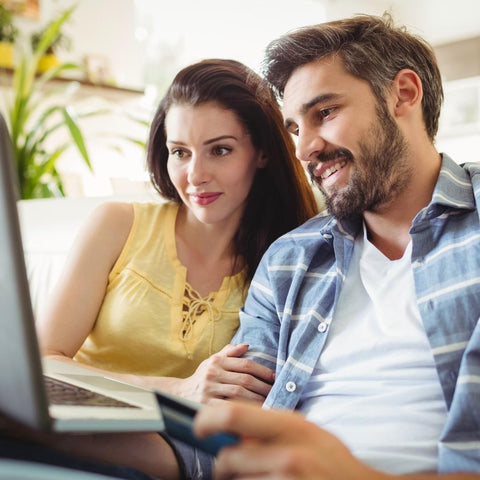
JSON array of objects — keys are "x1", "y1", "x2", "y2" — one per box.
[{"x1": 262, "y1": 13, "x2": 443, "y2": 140}]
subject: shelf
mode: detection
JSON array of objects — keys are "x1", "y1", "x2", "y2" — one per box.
[{"x1": 0, "y1": 66, "x2": 143, "y2": 94}]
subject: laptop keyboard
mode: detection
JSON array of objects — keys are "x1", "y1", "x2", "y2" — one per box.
[{"x1": 44, "y1": 376, "x2": 139, "y2": 408}]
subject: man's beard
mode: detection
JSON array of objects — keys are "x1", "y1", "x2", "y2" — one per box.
[{"x1": 309, "y1": 103, "x2": 411, "y2": 220}]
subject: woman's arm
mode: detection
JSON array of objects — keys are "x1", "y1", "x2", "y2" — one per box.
[
  {"x1": 37, "y1": 201, "x2": 134, "y2": 359},
  {"x1": 37, "y1": 201, "x2": 274, "y2": 404}
]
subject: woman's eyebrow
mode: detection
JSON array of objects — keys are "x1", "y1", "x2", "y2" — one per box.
[
  {"x1": 203, "y1": 135, "x2": 238, "y2": 145},
  {"x1": 166, "y1": 134, "x2": 239, "y2": 146}
]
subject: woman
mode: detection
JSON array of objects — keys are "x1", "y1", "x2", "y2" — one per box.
[{"x1": 37, "y1": 58, "x2": 318, "y2": 405}]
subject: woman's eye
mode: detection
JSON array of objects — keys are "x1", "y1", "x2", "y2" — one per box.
[
  {"x1": 170, "y1": 149, "x2": 186, "y2": 158},
  {"x1": 212, "y1": 146, "x2": 231, "y2": 156}
]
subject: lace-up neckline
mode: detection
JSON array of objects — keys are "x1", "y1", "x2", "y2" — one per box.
[{"x1": 180, "y1": 283, "x2": 221, "y2": 359}]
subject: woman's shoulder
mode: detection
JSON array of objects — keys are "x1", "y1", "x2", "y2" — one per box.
[
  {"x1": 90, "y1": 201, "x2": 134, "y2": 230},
  {"x1": 87, "y1": 201, "x2": 176, "y2": 250},
  {"x1": 131, "y1": 200, "x2": 175, "y2": 216},
  {"x1": 128, "y1": 201, "x2": 178, "y2": 231},
  {"x1": 82, "y1": 202, "x2": 135, "y2": 251},
  {"x1": 92, "y1": 200, "x2": 172, "y2": 223}
]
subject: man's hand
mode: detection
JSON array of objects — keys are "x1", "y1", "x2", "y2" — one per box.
[{"x1": 194, "y1": 401, "x2": 388, "y2": 480}]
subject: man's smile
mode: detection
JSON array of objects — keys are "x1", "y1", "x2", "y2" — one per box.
[{"x1": 320, "y1": 160, "x2": 347, "y2": 179}]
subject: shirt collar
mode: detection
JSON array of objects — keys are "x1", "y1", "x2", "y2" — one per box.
[{"x1": 430, "y1": 153, "x2": 475, "y2": 211}]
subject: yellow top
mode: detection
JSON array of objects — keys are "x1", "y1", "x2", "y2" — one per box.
[{"x1": 75, "y1": 202, "x2": 246, "y2": 378}]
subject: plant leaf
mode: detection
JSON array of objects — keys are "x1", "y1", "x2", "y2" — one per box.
[
  {"x1": 35, "y1": 62, "x2": 82, "y2": 90},
  {"x1": 61, "y1": 107, "x2": 93, "y2": 171},
  {"x1": 32, "y1": 6, "x2": 76, "y2": 66}
]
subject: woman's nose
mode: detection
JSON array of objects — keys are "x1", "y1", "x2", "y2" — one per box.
[{"x1": 187, "y1": 155, "x2": 210, "y2": 185}]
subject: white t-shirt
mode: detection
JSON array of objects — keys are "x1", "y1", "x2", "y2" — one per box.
[{"x1": 298, "y1": 226, "x2": 448, "y2": 474}]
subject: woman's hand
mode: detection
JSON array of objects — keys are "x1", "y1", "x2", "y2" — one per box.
[
  {"x1": 179, "y1": 344, "x2": 275, "y2": 403},
  {"x1": 41, "y1": 344, "x2": 274, "y2": 406}
]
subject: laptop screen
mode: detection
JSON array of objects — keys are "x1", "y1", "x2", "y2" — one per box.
[{"x1": 0, "y1": 113, "x2": 51, "y2": 429}]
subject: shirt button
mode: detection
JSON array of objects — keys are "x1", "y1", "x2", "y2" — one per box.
[
  {"x1": 318, "y1": 322, "x2": 328, "y2": 333},
  {"x1": 286, "y1": 381, "x2": 296, "y2": 392}
]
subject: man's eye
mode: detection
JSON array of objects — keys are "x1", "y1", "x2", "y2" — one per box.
[
  {"x1": 319, "y1": 107, "x2": 335, "y2": 119},
  {"x1": 286, "y1": 125, "x2": 299, "y2": 136}
]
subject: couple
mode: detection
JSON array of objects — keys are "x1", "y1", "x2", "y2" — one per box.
[{"x1": 4, "y1": 12, "x2": 480, "y2": 480}]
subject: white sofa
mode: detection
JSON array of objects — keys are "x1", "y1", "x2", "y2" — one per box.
[{"x1": 17, "y1": 193, "x2": 158, "y2": 318}]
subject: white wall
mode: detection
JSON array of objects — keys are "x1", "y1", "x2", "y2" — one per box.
[
  {"x1": 14, "y1": 0, "x2": 328, "y2": 91},
  {"x1": 10, "y1": 0, "x2": 480, "y2": 194},
  {"x1": 15, "y1": 0, "x2": 145, "y2": 90},
  {"x1": 13, "y1": 0, "x2": 480, "y2": 91}
]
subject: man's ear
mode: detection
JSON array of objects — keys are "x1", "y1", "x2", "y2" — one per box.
[{"x1": 391, "y1": 69, "x2": 423, "y2": 118}]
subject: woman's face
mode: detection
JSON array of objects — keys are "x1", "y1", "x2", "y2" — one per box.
[{"x1": 165, "y1": 101, "x2": 265, "y2": 228}]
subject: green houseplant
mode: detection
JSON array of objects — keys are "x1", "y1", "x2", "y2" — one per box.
[
  {"x1": 0, "y1": 3, "x2": 18, "y2": 68},
  {"x1": 6, "y1": 6, "x2": 95, "y2": 198},
  {"x1": 31, "y1": 23, "x2": 72, "y2": 73}
]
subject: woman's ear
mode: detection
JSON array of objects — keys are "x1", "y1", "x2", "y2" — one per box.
[
  {"x1": 257, "y1": 152, "x2": 268, "y2": 168},
  {"x1": 392, "y1": 69, "x2": 423, "y2": 118}
]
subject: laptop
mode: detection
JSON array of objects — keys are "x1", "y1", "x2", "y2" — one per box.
[{"x1": 0, "y1": 114, "x2": 163, "y2": 433}]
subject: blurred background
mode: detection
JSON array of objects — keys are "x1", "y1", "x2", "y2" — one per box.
[{"x1": 1, "y1": 0, "x2": 480, "y2": 198}]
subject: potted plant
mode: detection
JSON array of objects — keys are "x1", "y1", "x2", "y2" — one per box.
[
  {"x1": 6, "y1": 6, "x2": 97, "y2": 199},
  {"x1": 31, "y1": 22, "x2": 72, "y2": 73},
  {"x1": 0, "y1": 3, "x2": 18, "y2": 68}
]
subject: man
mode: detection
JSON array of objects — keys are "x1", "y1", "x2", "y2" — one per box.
[{"x1": 190, "y1": 13, "x2": 480, "y2": 480}]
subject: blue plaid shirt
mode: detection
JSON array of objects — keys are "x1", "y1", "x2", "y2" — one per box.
[{"x1": 233, "y1": 154, "x2": 480, "y2": 474}]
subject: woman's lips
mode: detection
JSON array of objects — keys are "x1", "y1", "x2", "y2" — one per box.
[{"x1": 190, "y1": 192, "x2": 222, "y2": 205}]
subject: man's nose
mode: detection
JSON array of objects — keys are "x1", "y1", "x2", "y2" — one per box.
[{"x1": 295, "y1": 127, "x2": 326, "y2": 164}]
